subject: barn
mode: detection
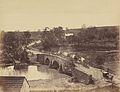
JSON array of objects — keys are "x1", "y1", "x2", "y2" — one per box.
[{"x1": 0, "y1": 76, "x2": 30, "y2": 92}]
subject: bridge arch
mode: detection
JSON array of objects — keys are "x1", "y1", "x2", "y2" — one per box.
[
  {"x1": 44, "y1": 58, "x2": 50, "y2": 65},
  {"x1": 52, "y1": 60, "x2": 59, "y2": 69}
]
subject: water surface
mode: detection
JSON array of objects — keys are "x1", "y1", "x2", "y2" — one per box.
[{"x1": 0, "y1": 65, "x2": 50, "y2": 80}]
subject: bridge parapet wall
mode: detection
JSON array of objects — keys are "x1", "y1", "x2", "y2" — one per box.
[{"x1": 71, "y1": 68, "x2": 90, "y2": 84}]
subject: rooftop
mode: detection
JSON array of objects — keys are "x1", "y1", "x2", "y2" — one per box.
[{"x1": 0, "y1": 76, "x2": 29, "y2": 89}]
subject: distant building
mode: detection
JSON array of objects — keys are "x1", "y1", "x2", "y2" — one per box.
[
  {"x1": 65, "y1": 28, "x2": 82, "y2": 36},
  {"x1": 0, "y1": 76, "x2": 30, "y2": 92},
  {"x1": 65, "y1": 26, "x2": 118, "y2": 36},
  {"x1": 65, "y1": 33, "x2": 74, "y2": 37}
]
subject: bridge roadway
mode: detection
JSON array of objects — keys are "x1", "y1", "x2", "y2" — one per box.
[{"x1": 27, "y1": 40, "x2": 120, "y2": 86}]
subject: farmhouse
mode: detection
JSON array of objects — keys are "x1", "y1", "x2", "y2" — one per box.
[{"x1": 0, "y1": 76, "x2": 30, "y2": 92}]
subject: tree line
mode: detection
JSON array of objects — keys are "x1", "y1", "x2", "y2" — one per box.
[{"x1": 66, "y1": 26, "x2": 119, "y2": 48}]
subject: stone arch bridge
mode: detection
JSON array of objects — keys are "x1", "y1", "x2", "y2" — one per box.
[
  {"x1": 36, "y1": 53, "x2": 94, "y2": 84},
  {"x1": 36, "y1": 52, "x2": 113, "y2": 84},
  {"x1": 37, "y1": 53, "x2": 75, "y2": 75}
]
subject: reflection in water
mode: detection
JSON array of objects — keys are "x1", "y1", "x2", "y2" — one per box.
[
  {"x1": 0, "y1": 65, "x2": 50, "y2": 80},
  {"x1": 26, "y1": 66, "x2": 50, "y2": 80}
]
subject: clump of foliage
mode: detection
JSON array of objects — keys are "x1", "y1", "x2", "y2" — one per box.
[
  {"x1": 41, "y1": 26, "x2": 66, "y2": 50},
  {"x1": 2, "y1": 31, "x2": 31, "y2": 64}
]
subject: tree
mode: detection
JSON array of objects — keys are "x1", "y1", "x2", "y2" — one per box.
[
  {"x1": 2, "y1": 32, "x2": 30, "y2": 64},
  {"x1": 3, "y1": 32, "x2": 20, "y2": 62},
  {"x1": 23, "y1": 31, "x2": 31, "y2": 45},
  {"x1": 41, "y1": 29, "x2": 58, "y2": 50},
  {"x1": 20, "y1": 49, "x2": 30, "y2": 64},
  {"x1": 52, "y1": 26, "x2": 65, "y2": 44}
]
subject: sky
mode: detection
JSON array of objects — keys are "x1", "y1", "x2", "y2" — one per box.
[{"x1": 0, "y1": 0, "x2": 120, "y2": 31}]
